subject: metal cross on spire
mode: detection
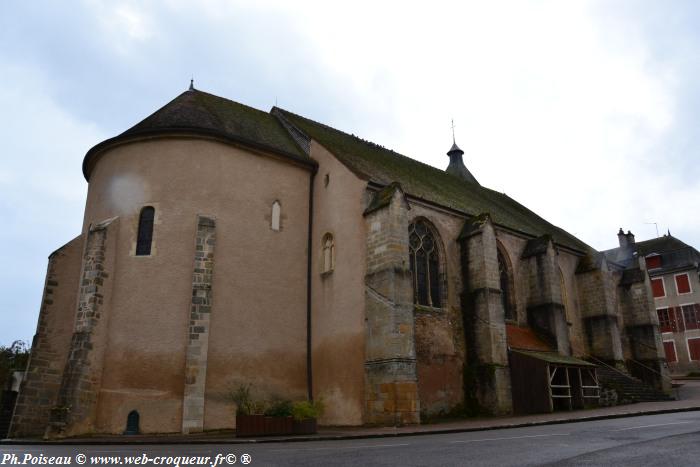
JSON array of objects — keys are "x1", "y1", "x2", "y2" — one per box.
[
  {"x1": 189, "y1": 77, "x2": 194, "y2": 91},
  {"x1": 451, "y1": 119, "x2": 456, "y2": 143}
]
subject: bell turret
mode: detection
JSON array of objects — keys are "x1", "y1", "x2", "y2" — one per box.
[{"x1": 446, "y1": 141, "x2": 479, "y2": 184}]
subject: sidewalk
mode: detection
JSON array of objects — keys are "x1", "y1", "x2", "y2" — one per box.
[{"x1": 4, "y1": 381, "x2": 700, "y2": 445}]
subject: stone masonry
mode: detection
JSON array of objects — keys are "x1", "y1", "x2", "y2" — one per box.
[
  {"x1": 618, "y1": 258, "x2": 670, "y2": 391},
  {"x1": 9, "y1": 236, "x2": 83, "y2": 438},
  {"x1": 363, "y1": 184, "x2": 420, "y2": 425},
  {"x1": 46, "y1": 217, "x2": 118, "y2": 438},
  {"x1": 575, "y1": 255, "x2": 624, "y2": 363},
  {"x1": 458, "y1": 214, "x2": 512, "y2": 415},
  {"x1": 522, "y1": 236, "x2": 571, "y2": 355},
  {"x1": 181, "y1": 216, "x2": 217, "y2": 434}
]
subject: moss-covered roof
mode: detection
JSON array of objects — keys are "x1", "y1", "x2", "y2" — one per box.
[
  {"x1": 276, "y1": 108, "x2": 591, "y2": 253},
  {"x1": 83, "y1": 89, "x2": 309, "y2": 179},
  {"x1": 511, "y1": 349, "x2": 596, "y2": 367}
]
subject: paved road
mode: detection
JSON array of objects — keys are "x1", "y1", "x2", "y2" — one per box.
[{"x1": 2, "y1": 411, "x2": 699, "y2": 466}]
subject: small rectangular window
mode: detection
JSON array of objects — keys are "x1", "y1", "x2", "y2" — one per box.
[
  {"x1": 651, "y1": 278, "x2": 665, "y2": 298},
  {"x1": 645, "y1": 255, "x2": 661, "y2": 269},
  {"x1": 675, "y1": 273, "x2": 691, "y2": 294},
  {"x1": 688, "y1": 338, "x2": 700, "y2": 361},
  {"x1": 663, "y1": 341, "x2": 677, "y2": 362}
]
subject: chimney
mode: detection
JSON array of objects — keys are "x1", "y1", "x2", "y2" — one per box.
[
  {"x1": 617, "y1": 228, "x2": 627, "y2": 248},
  {"x1": 445, "y1": 141, "x2": 479, "y2": 185},
  {"x1": 626, "y1": 230, "x2": 635, "y2": 245}
]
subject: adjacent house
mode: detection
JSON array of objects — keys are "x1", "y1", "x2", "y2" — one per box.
[{"x1": 604, "y1": 231, "x2": 700, "y2": 375}]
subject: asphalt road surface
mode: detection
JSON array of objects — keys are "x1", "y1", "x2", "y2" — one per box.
[{"x1": 2, "y1": 411, "x2": 699, "y2": 466}]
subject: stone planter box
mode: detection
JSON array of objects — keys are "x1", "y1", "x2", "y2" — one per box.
[{"x1": 235, "y1": 415, "x2": 317, "y2": 437}]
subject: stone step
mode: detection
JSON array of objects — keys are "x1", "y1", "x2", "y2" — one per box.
[{"x1": 596, "y1": 366, "x2": 672, "y2": 403}]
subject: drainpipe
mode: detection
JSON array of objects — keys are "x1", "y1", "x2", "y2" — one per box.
[{"x1": 306, "y1": 168, "x2": 317, "y2": 401}]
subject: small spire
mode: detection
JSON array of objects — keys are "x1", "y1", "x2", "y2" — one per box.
[
  {"x1": 189, "y1": 78, "x2": 194, "y2": 91},
  {"x1": 667, "y1": 229, "x2": 671, "y2": 236}
]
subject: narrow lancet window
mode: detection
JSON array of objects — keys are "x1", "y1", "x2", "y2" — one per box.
[
  {"x1": 498, "y1": 249, "x2": 514, "y2": 320},
  {"x1": 271, "y1": 201, "x2": 281, "y2": 231},
  {"x1": 409, "y1": 220, "x2": 442, "y2": 307},
  {"x1": 136, "y1": 206, "x2": 155, "y2": 256},
  {"x1": 322, "y1": 233, "x2": 335, "y2": 273}
]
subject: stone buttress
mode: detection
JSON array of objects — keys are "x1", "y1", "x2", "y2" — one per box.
[
  {"x1": 9, "y1": 236, "x2": 84, "y2": 438},
  {"x1": 181, "y1": 216, "x2": 217, "y2": 433},
  {"x1": 522, "y1": 236, "x2": 571, "y2": 355},
  {"x1": 618, "y1": 258, "x2": 670, "y2": 391},
  {"x1": 363, "y1": 183, "x2": 420, "y2": 425},
  {"x1": 458, "y1": 214, "x2": 512, "y2": 414},
  {"x1": 575, "y1": 255, "x2": 624, "y2": 364},
  {"x1": 46, "y1": 217, "x2": 119, "y2": 438}
]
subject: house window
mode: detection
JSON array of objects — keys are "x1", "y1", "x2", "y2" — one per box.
[
  {"x1": 408, "y1": 220, "x2": 442, "y2": 308},
  {"x1": 271, "y1": 201, "x2": 281, "y2": 231},
  {"x1": 136, "y1": 206, "x2": 155, "y2": 256},
  {"x1": 645, "y1": 254, "x2": 661, "y2": 270},
  {"x1": 675, "y1": 273, "x2": 692, "y2": 295},
  {"x1": 498, "y1": 249, "x2": 515, "y2": 321},
  {"x1": 663, "y1": 341, "x2": 677, "y2": 363},
  {"x1": 658, "y1": 307, "x2": 685, "y2": 333},
  {"x1": 682, "y1": 304, "x2": 700, "y2": 330},
  {"x1": 651, "y1": 278, "x2": 665, "y2": 298},
  {"x1": 688, "y1": 338, "x2": 700, "y2": 361},
  {"x1": 322, "y1": 233, "x2": 334, "y2": 273}
]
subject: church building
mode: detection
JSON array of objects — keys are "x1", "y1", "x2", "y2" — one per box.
[{"x1": 10, "y1": 84, "x2": 671, "y2": 438}]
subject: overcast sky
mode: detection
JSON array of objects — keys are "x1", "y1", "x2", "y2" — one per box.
[{"x1": 2, "y1": 0, "x2": 699, "y2": 345}]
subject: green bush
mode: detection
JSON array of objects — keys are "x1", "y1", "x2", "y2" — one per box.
[
  {"x1": 264, "y1": 399, "x2": 293, "y2": 417},
  {"x1": 292, "y1": 399, "x2": 325, "y2": 421}
]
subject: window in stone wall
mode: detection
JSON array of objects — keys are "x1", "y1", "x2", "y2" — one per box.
[
  {"x1": 271, "y1": 201, "x2": 281, "y2": 231},
  {"x1": 136, "y1": 206, "x2": 155, "y2": 256},
  {"x1": 498, "y1": 249, "x2": 515, "y2": 321},
  {"x1": 322, "y1": 233, "x2": 335, "y2": 273},
  {"x1": 409, "y1": 220, "x2": 442, "y2": 308}
]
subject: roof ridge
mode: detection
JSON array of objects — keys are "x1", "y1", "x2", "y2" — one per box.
[{"x1": 275, "y1": 106, "x2": 459, "y2": 180}]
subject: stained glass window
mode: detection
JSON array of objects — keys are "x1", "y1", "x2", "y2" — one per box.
[{"x1": 409, "y1": 220, "x2": 441, "y2": 307}]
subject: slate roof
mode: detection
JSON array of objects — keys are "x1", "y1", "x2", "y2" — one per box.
[
  {"x1": 275, "y1": 108, "x2": 591, "y2": 253},
  {"x1": 83, "y1": 87, "x2": 594, "y2": 254},
  {"x1": 83, "y1": 89, "x2": 310, "y2": 179},
  {"x1": 603, "y1": 235, "x2": 700, "y2": 273}
]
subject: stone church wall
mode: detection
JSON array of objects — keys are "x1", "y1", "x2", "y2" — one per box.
[
  {"x1": 309, "y1": 141, "x2": 367, "y2": 426},
  {"x1": 407, "y1": 203, "x2": 466, "y2": 418},
  {"x1": 10, "y1": 235, "x2": 83, "y2": 437}
]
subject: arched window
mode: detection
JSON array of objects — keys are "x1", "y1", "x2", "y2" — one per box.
[
  {"x1": 136, "y1": 206, "x2": 155, "y2": 256},
  {"x1": 409, "y1": 220, "x2": 442, "y2": 307},
  {"x1": 498, "y1": 248, "x2": 515, "y2": 321},
  {"x1": 271, "y1": 201, "x2": 281, "y2": 231},
  {"x1": 322, "y1": 233, "x2": 335, "y2": 273},
  {"x1": 559, "y1": 267, "x2": 571, "y2": 323}
]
